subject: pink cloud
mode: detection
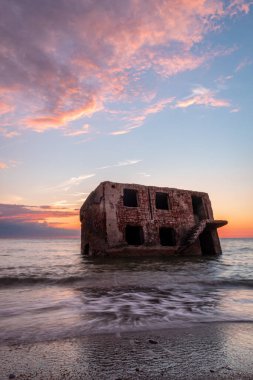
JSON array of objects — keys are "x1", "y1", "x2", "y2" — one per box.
[
  {"x1": 0, "y1": 130, "x2": 20, "y2": 138},
  {"x1": 110, "y1": 130, "x2": 130, "y2": 136},
  {"x1": 174, "y1": 87, "x2": 231, "y2": 109},
  {"x1": 0, "y1": 161, "x2": 8, "y2": 169},
  {"x1": 0, "y1": 159, "x2": 18, "y2": 169},
  {"x1": 0, "y1": 204, "x2": 79, "y2": 238},
  {"x1": 111, "y1": 97, "x2": 174, "y2": 135},
  {"x1": 127, "y1": 97, "x2": 175, "y2": 128},
  {"x1": 0, "y1": 0, "x2": 249, "y2": 135},
  {"x1": 152, "y1": 53, "x2": 206, "y2": 78},
  {"x1": 63, "y1": 124, "x2": 90, "y2": 137},
  {"x1": 0, "y1": 204, "x2": 75, "y2": 218},
  {"x1": 25, "y1": 99, "x2": 100, "y2": 132},
  {"x1": 226, "y1": 0, "x2": 251, "y2": 15},
  {"x1": 0, "y1": 102, "x2": 13, "y2": 115}
]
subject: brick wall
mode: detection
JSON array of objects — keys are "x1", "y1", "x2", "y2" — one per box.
[{"x1": 104, "y1": 182, "x2": 213, "y2": 248}]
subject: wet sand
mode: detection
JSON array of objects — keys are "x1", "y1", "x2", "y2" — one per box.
[{"x1": 0, "y1": 322, "x2": 252, "y2": 379}]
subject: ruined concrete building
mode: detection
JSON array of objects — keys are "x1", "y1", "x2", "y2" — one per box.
[{"x1": 80, "y1": 181, "x2": 227, "y2": 256}]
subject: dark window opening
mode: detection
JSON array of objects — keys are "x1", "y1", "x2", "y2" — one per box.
[
  {"x1": 123, "y1": 189, "x2": 138, "y2": 207},
  {"x1": 159, "y1": 227, "x2": 176, "y2": 246},
  {"x1": 156, "y1": 192, "x2": 169, "y2": 210},
  {"x1": 84, "y1": 243, "x2": 90, "y2": 255},
  {"x1": 191, "y1": 196, "x2": 206, "y2": 221},
  {"x1": 199, "y1": 230, "x2": 215, "y2": 255},
  {"x1": 125, "y1": 225, "x2": 144, "y2": 245}
]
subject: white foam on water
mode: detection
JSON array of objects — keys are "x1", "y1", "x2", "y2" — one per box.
[{"x1": 0, "y1": 238, "x2": 252, "y2": 344}]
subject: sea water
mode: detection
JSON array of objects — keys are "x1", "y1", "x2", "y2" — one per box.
[{"x1": 0, "y1": 238, "x2": 252, "y2": 344}]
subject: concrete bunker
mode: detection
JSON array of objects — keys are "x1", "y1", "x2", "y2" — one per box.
[{"x1": 80, "y1": 181, "x2": 227, "y2": 257}]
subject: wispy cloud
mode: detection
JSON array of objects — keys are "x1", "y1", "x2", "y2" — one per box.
[
  {"x1": 0, "y1": 0, "x2": 249, "y2": 136},
  {"x1": 25, "y1": 101, "x2": 100, "y2": 132},
  {"x1": 0, "y1": 102, "x2": 13, "y2": 115},
  {"x1": 110, "y1": 97, "x2": 174, "y2": 135},
  {"x1": 174, "y1": 87, "x2": 231, "y2": 109},
  {"x1": 0, "y1": 159, "x2": 19, "y2": 170},
  {"x1": 235, "y1": 58, "x2": 252, "y2": 72},
  {"x1": 226, "y1": 0, "x2": 251, "y2": 16},
  {"x1": 110, "y1": 130, "x2": 130, "y2": 136},
  {"x1": 70, "y1": 192, "x2": 90, "y2": 197},
  {"x1": 2, "y1": 131, "x2": 20, "y2": 138},
  {"x1": 50, "y1": 200, "x2": 78, "y2": 207},
  {"x1": 63, "y1": 124, "x2": 90, "y2": 137},
  {"x1": 230, "y1": 107, "x2": 240, "y2": 113},
  {"x1": 138, "y1": 172, "x2": 151, "y2": 178},
  {"x1": 216, "y1": 75, "x2": 233, "y2": 87},
  {"x1": 97, "y1": 159, "x2": 141, "y2": 170},
  {"x1": 0, "y1": 161, "x2": 7, "y2": 169},
  {"x1": 46, "y1": 174, "x2": 96, "y2": 192},
  {"x1": 117, "y1": 160, "x2": 142, "y2": 167},
  {"x1": 152, "y1": 53, "x2": 206, "y2": 78}
]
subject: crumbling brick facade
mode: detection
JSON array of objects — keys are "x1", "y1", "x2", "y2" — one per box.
[{"x1": 80, "y1": 181, "x2": 227, "y2": 256}]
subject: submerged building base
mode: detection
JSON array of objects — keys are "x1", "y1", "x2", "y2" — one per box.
[
  {"x1": 80, "y1": 181, "x2": 227, "y2": 257},
  {"x1": 91, "y1": 246, "x2": 189, "y2": 257}
]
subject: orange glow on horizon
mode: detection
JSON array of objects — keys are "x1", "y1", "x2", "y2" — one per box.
[
  {"x1": 47, "y1": 214, "x2": 80, "y2": 230},
  {"x1": 215, "y1": 210, "x2": 253, "y2": 238},
  {"x1": 218, "y1": 225, "x2": 253, "y2": 238}
]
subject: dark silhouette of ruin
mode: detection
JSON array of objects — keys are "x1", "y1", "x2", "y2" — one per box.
[{"x1": 80, "y1": 181, "x2": 227, "y2": 256}]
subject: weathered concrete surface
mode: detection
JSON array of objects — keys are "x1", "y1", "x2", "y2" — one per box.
[{"x1": 80, "y1": 181, "x2": 227, "y2": 256}]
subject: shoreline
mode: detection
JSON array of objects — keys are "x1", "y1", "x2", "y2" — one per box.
[{"x1": 1, "y1": 322, "x2": 252, "y2": 379}]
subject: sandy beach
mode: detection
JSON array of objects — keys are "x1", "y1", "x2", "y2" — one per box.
[{"x1": 1, "y1": 322, "x2": 252, "y2": 379}]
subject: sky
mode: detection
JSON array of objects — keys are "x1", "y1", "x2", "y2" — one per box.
[{"x1": 0, "y1": 0, "x2": 253, "y2": 238}]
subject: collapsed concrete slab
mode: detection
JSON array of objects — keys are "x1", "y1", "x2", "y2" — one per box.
[{"x1": 80, "y1": 181, "x2": 227, "y2": 256}]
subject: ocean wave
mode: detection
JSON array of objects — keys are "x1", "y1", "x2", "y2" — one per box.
[
  {"x1": 0, "y1": 317, "x2": 252, "y2": 346},
  {"x1": 0, "y1": 275, "x2": 253, "y2": 289},
  {"x1": 0, "y1": 275, "x2": 85, "y2": 287}
]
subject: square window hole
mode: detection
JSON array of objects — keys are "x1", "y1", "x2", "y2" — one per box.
[
  {"x1": 125, "y1": 225, "x2": 144, "y2": 245},
  {"x1": 123, "y1": 189, "x2": 138, "y2": 207},
  {"x1": 156, "y1": 192, "x2": 169, "y2": 210},
  {"x1": 159, "y1": 227, "x2": 176, "y2": 246}
]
